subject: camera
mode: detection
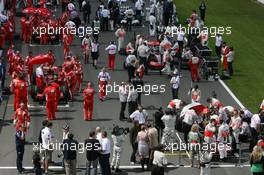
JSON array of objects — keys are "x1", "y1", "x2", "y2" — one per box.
[{"x1": 112, "y1": 125, "x2": 129, "y2": 136}]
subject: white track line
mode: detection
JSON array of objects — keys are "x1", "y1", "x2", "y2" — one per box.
[
  {"x1": 0, "y1": 164, "x2": 250, "y2": 170},
  {"x1": 218, "y1": 79, "x2": 245, "y2": 109},
  {"x1": 28, "y1": 103, "x2": 70, "y2": 108},
  {"x1": 29, "y1": 44, "x2": 62, "y2": 47},
  {"x1": 175, "y1": 132, "x2": 191, "y2": 159}
]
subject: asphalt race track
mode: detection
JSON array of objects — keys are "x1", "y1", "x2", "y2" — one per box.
[{"x1": 0, "y1": 0, "x2": 252, "y2": 175}]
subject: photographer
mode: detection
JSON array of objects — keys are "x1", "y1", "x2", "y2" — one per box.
[
  {"x1": 153, "y1": 107, "x2": 164, "y2": 142},
  {"x1": 110, "y1": 126, "x2": 128, "y2": 173}
]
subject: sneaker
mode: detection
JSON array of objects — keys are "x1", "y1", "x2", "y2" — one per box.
[
  {"x1": 234, "y1": 153, "x2": 239, "y2": 158},
  {"x1": 130, "y1": 162, "x2": 135, "y2": 165}
]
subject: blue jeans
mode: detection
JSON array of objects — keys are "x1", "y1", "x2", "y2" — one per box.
[
  {"x1": 16, "y1": 145, "x2": 24, "y2": 172},
  {"x1": 86, "y1": 159, "x2": 98, "y2": 175}
]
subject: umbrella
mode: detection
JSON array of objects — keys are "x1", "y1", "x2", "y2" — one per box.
[
  {"x1": 28, "y1": 54, "x2": 54, "y2": 66},
  {"x1": 35, "y1": 8, "x2": 52, "y2": 17},
  {"x1": 168, "y1": 99, "x2": 182, "y2": 109},
  {"x1": 222, "y1": 106, "x2": 235, "y2": 113},
  {"x1": 22, "y1": 7, "x2": 36, "y2": 14},
  {"x1": 180, "y1": 102, "x2": 207, "y2": 117}
]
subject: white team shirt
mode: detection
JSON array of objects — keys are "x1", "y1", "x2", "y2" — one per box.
[
  {"x1": 101, "y1": 9, "x2": 110, "y2": 18},
  {"x1": 125, "y1": 54, "x2": 137, "y2": 65},
  {"x1": 250, "y1": 114, "x2": 261, "y2": 129},
  {"x1": 41, "y1": 127, "x2": 53, "y2": 150},
  {"x1": 177, "y1": 30, "x2": 185, "y2": 41},
  {"x1": 135, "y1": 0, "x2": 143, "y2": 11},
  {"x1": 183, "y1": 109, "x2": 197, "y2": 125},
  {"x1": 170, "y1": 75, "x2": 180, "y2": 89},
  {"x1": 91, "y1": 42, "x2": 99, "y2": 52},
  {"x1": 105, "y1": 44, "x2": 117, "y2": 55},
  {"x1": 101, "y1": 137, "x2": 111, "y2": 154},
  {"x1": 137, "y1": 45, "x2": 149, "y2": 58},
  {"x1": 260, "y1": 99, "x2": 264, "y2": 109},
  {"x1": 215, "y1": 35, "x2": 223, "y2": 47},
  {"x1": 36, "y1": 66, "x2": 44, "y2": 77},
  {"x1": 82, "y1": 37, "x2": 90, "y2": 47},
  {"x1": 98, "y1": 71, "x2": 111, "y2": 81},
  {"x1": 130, "y1": 110, "x2": 148, "y2": 124},
  {"x1": 226, "y1": 51, "x2": 234, "y2": 62},
  {"x1": 161, "y1": 114, "x2": 176, "y2": 130},
  {"x1": 152, "y1": 150, "x2": 168, "y2": 167}
]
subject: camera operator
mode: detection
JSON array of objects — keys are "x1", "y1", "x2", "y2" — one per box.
[
  {"x1": 110, "y1": 125, "x2": 128, "y2": 173},
  {"x1": 153, "y1": 107, "x2": 164, "y2": 142}
]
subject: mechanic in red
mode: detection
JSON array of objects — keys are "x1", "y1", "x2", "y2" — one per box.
[
  {"x1": 10, "y1": 74, "x2": 28, "y2": 111},
  {"x1": 36, "y1": 64, "x2": 46, "y2": 93},
  {"x1": 63, "y1": 33, "x2": 70, "y2": 58},
  {"x1": 24, "y1": 17, "x2": 32, "y2": 43},
  {"x1": 25, "y1": 51, "x2": 33, "y2": 84},
  {"x1": 65, "y1": 67, "x2": 77, "y2": 100},
  {"x1": 42, "y1": 83, "x2": 57, "y2": 120},
  {"x1": 13, "y1": 103, "x2": 30, "y2": 132},
  {"x1": 83, "y1": 82, "x2": 95, "y2": 121},
  {"x1": 74, "y1": 61, "x2": 83, "y2": 93},
  {"x1": 51, "y1": 77, "x2": 61, "y2": 111},
  {"x1": 188, "y1": 56, "x2": 200, "y2": 82}
]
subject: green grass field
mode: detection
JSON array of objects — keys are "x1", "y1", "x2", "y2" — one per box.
[{"x1": 174, "y1": 0, "x2": 264, "y2": 112}]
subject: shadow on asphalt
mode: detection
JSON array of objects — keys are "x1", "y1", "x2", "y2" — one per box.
[
  {"x1": 30, "y1": 113, "x2": 47, "y2": 117},
  {"x1": 90, "y1": 118, "x2": 113, "y2": 122},
  {"x1": 54, "y1": 117, "x2": 74, "y2": 120}
]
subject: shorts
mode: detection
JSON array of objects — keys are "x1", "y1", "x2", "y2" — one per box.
[
  {"x1": 42, "y1": 149, "x2": 52, "y2": 161},
  {"x1": 91, "y1": 52, "x2": 99, "y2": 60}
]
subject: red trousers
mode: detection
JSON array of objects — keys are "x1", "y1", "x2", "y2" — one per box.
[
  {"x1": 84, "y1": 102, "x2": 93, "y2": 120},
  {"x1": 0, "y1": 34, "x2": 5, "y2": 49},
  {"x1": 223, "y1": 57, "x2": 228, "y2": 70},
  {"x1": 23, "y1": 30, "x2": 31, "y2": 43},
  {"x1": 27, "y1": 0, "x2": 33, "y2": 6},
  {"x1": 36, "y1": 77, "x2": 45, "y2": 92},
  {"x1": 191, "y1": 68, "x2": 199, "y2": 81},
  {"x1": 99, "y1": 81, "x2": 107, "y2": 100},
  {"x1": 70, "y1": 83, "x2": 76, "y2": 99},
  {"x1": 108, "y1": 54, "x2": 115, "y2": 70},
  {"x1": 14, "y1": 95, "x2": 28, "y2": 111},
  {"x1": 46, "y1": 100, "x2": 56, "y2": 120},
  {"x1": 64, "y1": 46, "x2": 69, "y2": 58}
]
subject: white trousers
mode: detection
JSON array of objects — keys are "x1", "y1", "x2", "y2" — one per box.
[
  {"x1": 200, "y1": 164, "x2": 211, "y2": 175},
  {"x1": 111, "y1": 146, "x2": 122, "y2": 168}
]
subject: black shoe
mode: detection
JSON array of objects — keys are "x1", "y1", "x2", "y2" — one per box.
[
  {"x1": 115, "y1": 168, "x2": 122, "y2": 172},
  {"x1": 111, "y1": 166, "x2": 115, "y2": 171},
  {"x1": 18, "y1": 168, "x2": 25, "y2": 174},
  {"x1": 120, "y1": 117, "x2": 128, "y2": 121}
]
